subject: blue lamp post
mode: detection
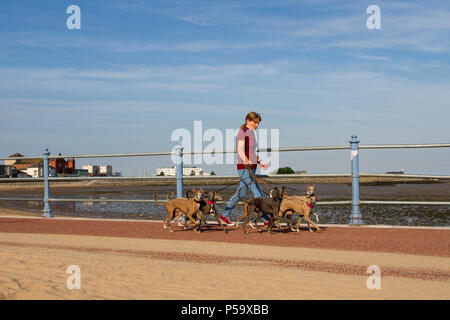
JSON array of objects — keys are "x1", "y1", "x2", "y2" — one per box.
[
  {"x1": 42, "y1": 148, "x2": 53, "y2": 218},
  {"x1": 349, "y1": 135, "x2": 363, "y2": 225},
  {"x1": 174, "y1": 142, "x2": 184, "y2": 198}
]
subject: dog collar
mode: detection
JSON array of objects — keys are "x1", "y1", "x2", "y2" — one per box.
[
  {"x1": 307, "y1": 202, "x2": 313, "y2": 209},
  {"x1": 207, "y1": 200, "x2": 214, "y2": 205}
]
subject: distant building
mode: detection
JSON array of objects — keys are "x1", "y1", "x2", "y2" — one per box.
[
  {"x1": 0, "y1": 165, "x2": 18, "y2": 178},
  {"x1": 74, "y1": 169, "x2": 89, "y2": 176},
  {"x1": 156, "y1": 166, "x2": 208, "y2": 176},
  {"x1": 25, "y1": 167, "x2": 41, "y2": 178},
  {"x1": 6, "y1": 153, "x2": 44, "y2": 177},
  {"x1": 99, "y1": 165, "x2": 112, "y2": 176},
  {"x1": 82, "y1": 164, "x2": 100, "y2": 176},
  {"x1": 82, "y1": 164, "x2": 112, "y2": 176},
  {"x1": 156, "y1": 167, "x2": 175, "y2": 176},
  {"x1": 6, "y1": 152, "x2": 71, "y2": 177},
  {"x1": 49, "y1": 153, "x2": 75, "y2": 175},
  {"x1": 385, "y1": 169, "x2": 405, "y2": 174},
  {"x1": 4, "y1": 153, "x2": 24, "y2": 166},
  {"x1": 184, "y1": 167, "x2": 205, "y2": 176},
  {"x1": 23, "y1": 166, "x2": 56, "y2": 178}
]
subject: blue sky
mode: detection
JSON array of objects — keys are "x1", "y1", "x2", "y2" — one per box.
[{"x1": 1, "y1": 0, "x2": 449, "y2": 175}]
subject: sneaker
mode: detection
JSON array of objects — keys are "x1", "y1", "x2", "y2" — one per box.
[{"x1": 219, "y1": 215, "x2": 233, "y2": 226}]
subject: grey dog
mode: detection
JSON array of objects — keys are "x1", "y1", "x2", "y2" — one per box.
[{"x1": 238, "y1": 187, "x2": 286, "y2": 234}]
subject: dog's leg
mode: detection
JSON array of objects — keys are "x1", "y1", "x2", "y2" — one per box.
[
  {"x1": 264, "y1": 205, "x2": 279, "y2": 234},
  {"x1": 242, "y1": 206, "x2": 255, "y2": 234},
  {"x1": 249, "y1": 208, "x2": 260, "y2": 229},
  {"x1": 285, "y1": 213, "x2": 294, "y2": 231},
  {"x1": 253, "y1": 209, "x2": 264, "y2": 230},
  {"x1": 275, "y1": 211, "x2": 287, "y2": 231},
  {"x1": 277, "y1": 214, "x2": 292, "y2": 232},
  {"x1": 267, "y1": 215, "x2": 276, "y2": 234},
  {"x1": 185, "y1": 213, "x2": 200, "y2": 233},
  {"x1": 192, "y1": 213, "x2": 202, "y2": 233},
  {"x1": 235, "y1": 203, "x2": 248, "y2": 228},
  {"x1": 177, "y1": 211, "x2": 189, "y2": 230},
  {"x1": 274, "y1": 219, "x2": 282, "y2": 230},
  {"x1": 235, "y1": 213, "x2": 247, "y2": 228},
  {"x1": 166, "y1": 207, "x2": 176, "y2": 232},
  {"x1": 294, "y1": 215, "x2": 303, "y2": 232},
  {"x1": 163, "y1": 210, "x2": 169, "y2": 229},
  {"x1": 253, "y1": 208, "x2": 268, "y2": 229},
  {"x1": 163, "y1": 206, "x2": 171, "y2": 229},
  {"x1": 194, "y1": 211, "x2": 202, "y2": 231},
  {"x1": 282, "y1": 211, "x2": 298, "y2": 232},
  {"x1": 197, "y1": 213, "x2": 206, "y2": 233},
  {"x1": 199, "y1": 211, "x2": 209, "y2": 232},
  {"x1": 276, "y1": 210, "x2": 291, "y2": 231},
  {"x1": 175, "y1": 209, "x2": 184, "y2": 227},
  {"x1": 305, "y1": 213, "x2": 321, "y2": 232},
  {"x1": 175, "y1": 209, "x2": 186, "y2": 228}
]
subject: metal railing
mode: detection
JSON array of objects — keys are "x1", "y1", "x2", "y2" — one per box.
[{"x1": 1, "y1": 135, "x2": 450, "y2": 224}]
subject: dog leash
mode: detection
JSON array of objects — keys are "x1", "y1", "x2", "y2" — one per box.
[
  {"x1": 245, "y1": 166, "x2": 275, "y2": 195},
  {"x1": 246, "y1": 166, "x2": 317, "y2": 196},
  {"x1": 211, "y1": 167, "x2": 271, "y2": 207}
]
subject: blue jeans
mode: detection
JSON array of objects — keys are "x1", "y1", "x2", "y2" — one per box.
[{"x1": 222, "y1": 168, "x2": 268, "y2": 221}]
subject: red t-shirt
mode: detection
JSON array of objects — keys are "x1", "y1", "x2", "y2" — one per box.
[{"x1": 236, "y1": 126, "x2": 258, "y2": 170}]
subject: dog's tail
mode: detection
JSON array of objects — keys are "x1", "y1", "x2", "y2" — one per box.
[{"x1": 154, "y1": 193, "x2": 166, "y2": 206}]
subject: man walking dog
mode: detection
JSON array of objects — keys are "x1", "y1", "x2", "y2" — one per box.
[{"x1": 220, "y1": 111, "x2": 269, "y2": 226}]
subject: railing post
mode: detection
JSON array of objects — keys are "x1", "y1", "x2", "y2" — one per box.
[
  {"x1": 349, "y1": 134, "x2": 363, "y2": 225},
  {"x1": 174, "y1": 142, "x2": 184, "y2": 198},
  {"x1": 42, "y1": 148, "x2": 53, "y2": 218}
]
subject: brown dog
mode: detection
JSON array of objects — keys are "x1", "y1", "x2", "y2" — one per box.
[
  {"x1": 274, "y1": 185, "x2": 317, "y2": 230},
  {"x1": 278, "y1": 194, "x2": 321, "y2": 232},
  {"x1": 181, "y1": 190, "x2": 228, "y2": 233},
  {"x1": 155, "y1": 188, "x2": 204, "y2": 233}
]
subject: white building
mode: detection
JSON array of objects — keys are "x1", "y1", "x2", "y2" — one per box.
[
  {"x1": 25, "y1": 167, "x2": 56, "y2": 178},
  {"x1": 82, "y1": 164, "x2": 112, "y2": 176},
  {"x1": 99, "y1": 165, "x2": 112, "y2": 176},
  {"x1": 26, "y1": 167, "x2": 40, "y2": 178},
  {"x1": 156, "y1": 166, "x2": 208, "y2": 176},
  {"x1": 156, "y1": 167, "x2": 176, "y2": 176},
  {"x1": 82, "y1": 164, "x2": 99, "y2": 176}
]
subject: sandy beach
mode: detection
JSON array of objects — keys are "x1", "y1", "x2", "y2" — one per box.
[{"x1": 0, "y1": 207, "x2": 449, "y2": 300}]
